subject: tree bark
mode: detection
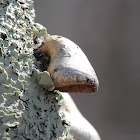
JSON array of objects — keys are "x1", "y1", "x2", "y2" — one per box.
[{"x1": 0, "y1": 0, "x2": 73, "y2": 139}]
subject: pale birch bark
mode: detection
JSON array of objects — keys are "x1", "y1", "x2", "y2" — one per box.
[{"x1": 0, "y1": 0, "x2": 73, "y2": 139}]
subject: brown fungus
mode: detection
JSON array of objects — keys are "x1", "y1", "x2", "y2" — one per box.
[{"x1": 34, "y1": 35, "x2": 99, "y2": 93}]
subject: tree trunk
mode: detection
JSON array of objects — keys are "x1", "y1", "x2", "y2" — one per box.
[{"x1": 0, "y1": 0, "x2": 73, "y2": 139}]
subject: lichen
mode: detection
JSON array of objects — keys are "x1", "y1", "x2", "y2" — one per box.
[{"x1": 0, "y1": 0, "x2": 73, "y2": 139}]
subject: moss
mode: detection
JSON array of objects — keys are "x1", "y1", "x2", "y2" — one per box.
[{"x1": 0, "y1": 0, "x2": 73, "y2": 139}]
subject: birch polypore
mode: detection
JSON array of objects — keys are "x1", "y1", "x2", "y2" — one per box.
[
  {"x1": 62, "y1": 93, "x2": 101, "y2": 140},
  {"x1": 34, "y1": 35, "x2": 99, "y2": 93}
]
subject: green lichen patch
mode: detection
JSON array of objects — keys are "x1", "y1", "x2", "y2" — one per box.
[
  {"x1": 0, "y1": 0, "x2": 73, "y2": 139},
  {"x1": 33, "y1": 68, "x2": 55, "y2": 91}
]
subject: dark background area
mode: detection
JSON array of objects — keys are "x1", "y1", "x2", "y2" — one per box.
[{"x1": 33, "y1": 0, "x2": 140, "y2": 139}]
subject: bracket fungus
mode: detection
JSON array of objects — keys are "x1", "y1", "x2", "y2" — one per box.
[
  {"x1": 34, "y1": 35, "x2": 99, "y2": 93},
  {"x1": 62, "y1": 93, "x2": 101, "y2": 140}
]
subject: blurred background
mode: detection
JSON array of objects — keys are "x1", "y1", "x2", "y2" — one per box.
[{"x1": 33, "y1": 0, "x2": 140, "y2": 139}]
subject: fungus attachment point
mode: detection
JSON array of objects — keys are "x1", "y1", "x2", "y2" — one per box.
[{"x1": 34, "y1": 35, "x2": 99, "y2": 93}]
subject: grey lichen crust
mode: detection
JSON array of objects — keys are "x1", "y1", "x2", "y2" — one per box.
[{"x1": 0, "y1": 0, "x2": 73, "y2": 139}]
